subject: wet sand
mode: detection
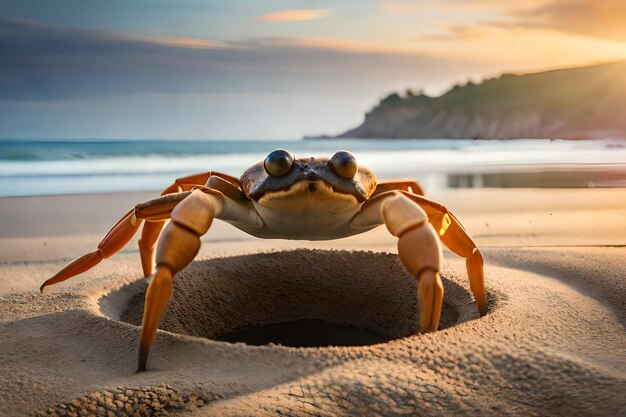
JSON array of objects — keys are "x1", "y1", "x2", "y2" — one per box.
[{"x1": 0, "y1": 188, "x2": 625, "y2": 416}]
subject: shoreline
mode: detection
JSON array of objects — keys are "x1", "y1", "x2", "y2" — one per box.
[{"x1": 2, "y1": 163, "x2": 626, "y2": 198}]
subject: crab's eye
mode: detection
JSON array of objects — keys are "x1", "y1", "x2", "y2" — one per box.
[
  {"x1": 264, "y1": 149, "x2": 295, "y2": 177},
  {"x1": 329, "y1": 151, "x2": 357, "y2": 179}
]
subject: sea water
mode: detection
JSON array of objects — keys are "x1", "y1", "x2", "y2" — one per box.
[{"x1": 0, "y1": 138, "x2": 625, "y2": 197}]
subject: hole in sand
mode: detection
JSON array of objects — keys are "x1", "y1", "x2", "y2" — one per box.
[{"x1": 104, "y1": 250, "x2": 474, "y2": 348}]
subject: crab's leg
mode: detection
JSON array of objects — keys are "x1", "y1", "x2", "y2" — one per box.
[
  {"x1": 138, "y1": 186, "x2": 260, "y2": 371},
  {"x1": 40, "y1": 192, "x2": 190, "y2": 292},
  {"x1": 352, "y1": 192, "x2": 443, "y2": 331},
  {"x1": 379, "y1": 193, "x2": 444, "y2": 332},
  {"x1": 138, "y1": 189, "x2": 222, "y2": 372},
  {"x1": 372, "y1": 179, "x2": 425, "y2": 197},
  {"x1": 159, "y1": 171, "x2": 242, "y2": 195},
  {"x1": 138, "y1": 172, "x2": 244, "y2": 277},
  {"x1": 352, "y1": 190, "x2": 486, "y2": 321},
  {"x1": 398, "y1": 191, "x2": 487, "y2": 316},
  {"x1": 139, "y1": 222, "x2": 167, "y2": 278}
]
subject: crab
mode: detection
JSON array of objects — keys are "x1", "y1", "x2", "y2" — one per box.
[{"x1": 41, "y1": 150, "x2": 486, "y2": 371}]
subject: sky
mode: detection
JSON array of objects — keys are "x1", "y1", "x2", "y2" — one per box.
[{"x1": 1, "y1": 0, "x2": 626, "y2": 139}]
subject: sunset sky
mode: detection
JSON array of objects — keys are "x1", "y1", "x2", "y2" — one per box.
[{"x1": 2, "y1": 0, "x2": 626, "y2": 139}]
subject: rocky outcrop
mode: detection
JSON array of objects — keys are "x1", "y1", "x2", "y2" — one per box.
[{"x1": 334, "y1": 61, "x2": 626, "y2": 140}]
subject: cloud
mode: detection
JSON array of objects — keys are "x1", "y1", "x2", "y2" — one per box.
[
  {"x1": 256, "y1": 9, "x2": 333, "y2": 23},
  {"x1": 0, "y1": 18, "x2": 492, "y2": 102},
  {"x1": 494, "y1": 0, "x2": 626, "y2": 42},
  {"x1": 0, "y1": 18, "x2": 498, "y2": 138},
  {"x1": 420, "y1": 25, "x2": 488, "y2": 41},
  {"x1": 269, "y1": 37, "x2": 411, "y2": 54},
  {"x1": 116, "y1": 33, "x2": 226, "y2": 49},
  {"x1": 436, "y1": 0, "x2": 546, "y2": 11},
  {"x1": 425, "y1": 1, "x2": 626, "y2": 42}
]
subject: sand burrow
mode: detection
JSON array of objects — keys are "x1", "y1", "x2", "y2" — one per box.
[{"x1": 104, "y1": 250, "x2": 473, "y2": 347}]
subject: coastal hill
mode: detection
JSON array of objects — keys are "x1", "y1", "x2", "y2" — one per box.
[{"x1": 334, "y1": 61, "x2": 626, "y2": 140}]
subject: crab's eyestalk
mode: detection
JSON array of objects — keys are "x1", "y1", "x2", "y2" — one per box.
[
  {"x1": 264, "y1": 149, "x2": 295, "y2": 177},
  {"x1": 329, "y1": 151, "x2": 358, "y2": 179}
]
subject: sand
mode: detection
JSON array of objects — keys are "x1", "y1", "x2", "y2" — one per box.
[{"x1": 0, "y1": 188, "x2": 625, "y2": 416}]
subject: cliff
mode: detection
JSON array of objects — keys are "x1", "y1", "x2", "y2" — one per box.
[{"x1": 335, "y1": 61, "x2": 626, "y2": 140}]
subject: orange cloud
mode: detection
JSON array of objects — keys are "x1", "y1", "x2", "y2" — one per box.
[
  {"x1": 117, "y1": 34, "x2": 225, "y2": 49},
  {"x1": 287, "y1": 37, "x2": 388, "y2": 53},
  {"x1": 257, "y1": 9, "x2": 333, "y2": 22},
  {"x1": 512, "y1": 0, "x2": 626, "y2": 42},
  {"x1": 437, "y1": 0, "x2": 546, "y2": 12},
  {"x1": 421, "y1": 25, "x2": 489, "y2": 41},
  {"x1": 528, "y1": 0, "x2": 626, "y2": 41}
]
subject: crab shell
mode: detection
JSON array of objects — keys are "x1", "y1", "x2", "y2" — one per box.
[
  {"x1": 241, "y1": 156, "x2": 377, "y2": 203},
  {"x1": 234, "y1": 156, "x2": 378, "y2": 240}
]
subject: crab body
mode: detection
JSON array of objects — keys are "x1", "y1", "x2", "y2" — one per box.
[
  {"x1": 237, "y1": 155, "x2": 376, "y2": 240},
  {"x1": 41, "y1": 150, "x2": 487, "y2": 372},
  {"x1": 247, "y1": 184, "x2": 369, "y2": 240}
]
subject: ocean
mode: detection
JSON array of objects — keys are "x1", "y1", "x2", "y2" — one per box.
[{"x1": 1, "y1": 138, "x2": 625, "y2": 197}]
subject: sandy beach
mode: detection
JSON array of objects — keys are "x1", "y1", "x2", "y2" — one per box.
[{"x1": 1, "y1": 188, "x2": 625, "y2": 416}]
